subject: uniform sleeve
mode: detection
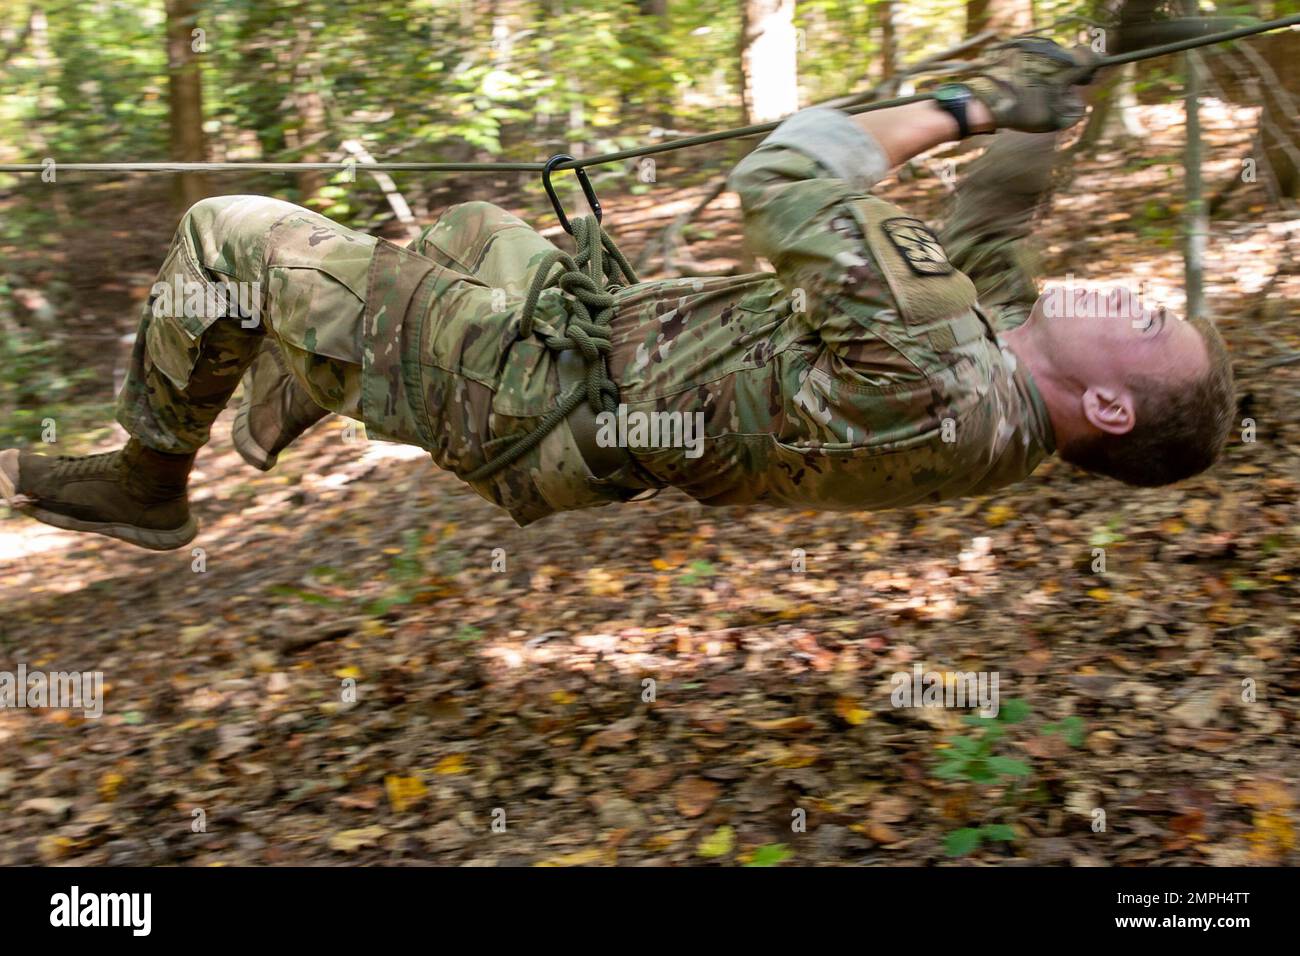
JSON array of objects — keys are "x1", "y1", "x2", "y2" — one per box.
[
  {"x1": 726, "y1": 107, "x2": 925, "y2": 376},
  {"x1": 939, "y1": 130, "x2": 1059, "y2": 327}
]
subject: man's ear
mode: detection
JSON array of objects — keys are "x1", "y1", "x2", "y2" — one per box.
[{"x1": 1081, "y1": 386, "x2": 1135, "y2": 436}]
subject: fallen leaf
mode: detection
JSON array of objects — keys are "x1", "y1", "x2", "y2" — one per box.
[
  {"x1": 674, "y1": 777, "x2": 721, "y2": 818},
  {"x1": 534, "y1": 848, "x2": 616, "y2": 867},
  {"x1": 19, "y1": 797, "x2": 73, "y2": 817},
  {"x1": 697, "y1": 825, "x2": 735, "y2": 858},
  {"x1": 834, "y1": 696, "x2": 873, "y2": 725},
  {"x1": 749, "y1": 715, "x2": 816, "y2": 733},
  {"x1": 384, "y1": 774, "x2": 429, "y2": 812},
  {"x1": 328, "y1": 826, "x2": 388, "y2": 852}
]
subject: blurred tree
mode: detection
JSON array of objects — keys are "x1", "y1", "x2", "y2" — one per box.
[
  {"x1": 1256, "y1": 14, "x2": 1299, "y2": 197},
  {"x1": 876, "y1": 1, "x2": 899, "y2": 81},
  {"x1": 165, "y1": 0, "x2": 210, "y2": 210},
  {"x1": 740, "y1": 0, "x2": 798, "y2": 123},
  {"x1": 966, "y1": 0, "x2": 1034, "y2": 35}
]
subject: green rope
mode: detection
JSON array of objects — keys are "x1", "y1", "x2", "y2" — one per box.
[{"x1": 464, "y1": 215, "x2": 639, "y2": 482}]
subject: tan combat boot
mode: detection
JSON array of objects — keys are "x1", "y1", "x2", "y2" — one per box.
[
  {"x1": 0, "y1": 439, "x2": 197, "y2": 551},
  {"x1": 231, "y1": 342, "x2": 329, "y2": 471}
]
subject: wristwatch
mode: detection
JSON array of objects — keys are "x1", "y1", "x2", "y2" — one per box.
[{"x1": 932, "y1": 83, "x2": 981, "y2": 138}]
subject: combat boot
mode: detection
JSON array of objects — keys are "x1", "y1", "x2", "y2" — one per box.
[
  {"x1": 231, "y1": 343, "x2": 329, "y2": 471},
  {"x1": 0, "y1": 439, "x2": 197, "y2": 551}
]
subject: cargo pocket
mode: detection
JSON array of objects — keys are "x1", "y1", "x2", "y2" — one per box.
[
  {"x1": 265, "y1": 265, "x2": 367, "y2": 365},
  {"x1": 490, "y1": 338, "x2": 554, "y2": 419},
  {"x1": 263, "y1": 221, "x2": 375, "y2": 365},
  {"x1": 144, "y1": 240, "x2": 225, "y2": 390}
]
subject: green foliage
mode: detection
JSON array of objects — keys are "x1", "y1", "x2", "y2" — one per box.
[
  {"x1": 1088, "y1": 516, "x2": 1127, "y2": 548},
  {"x1": 935, "y1": 699, "x2": 1087, "y2": 857},
  {"x1": 745, "y1": 843, "x2": 793, "y2": 867},
  {"x1": 944, "y1": 823, "x2": 1016, "y2": 857},
  {"x1": 0, "y1": 318, "x2": 112, "y2": 449},
  {"x1": 455, "y1": 624, "x2": 484, "y2": 643},
  {"x1": 1042, "y1": 715, "x2": 1086, "y2": 747},
  {"x1": 363, "y1": 528, "x2": 428, "y2": 615},
  {"x1": 679, "y1": 559, "x2": 717, "y2": 584},
  {"x1": 934, "y1": 701, "x2": 1032, "y2": 785}
]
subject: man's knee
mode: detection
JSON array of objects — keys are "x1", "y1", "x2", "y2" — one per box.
[
  {"x1": 419, "y1": 200, "x2": 529, "y2": 260},
  {"x1": 443, "y1": 199, "x2": 524, "y2": 226},
  {"x1": 178, "y1": 195, "x2": 304, "y2": 282}
]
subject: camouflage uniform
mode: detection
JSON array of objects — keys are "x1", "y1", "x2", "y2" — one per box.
[{"x1": 118, "y1": 107, "x2": 1057, "y2": 526}]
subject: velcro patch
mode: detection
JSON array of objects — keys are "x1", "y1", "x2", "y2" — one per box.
[{"x1": 881, "y1": 217, "x2": 953, "y2": 277}]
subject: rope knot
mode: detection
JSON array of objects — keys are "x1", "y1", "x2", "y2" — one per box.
[{"x1": 465, "y1": 214, "x2": 639, "y2": 482}]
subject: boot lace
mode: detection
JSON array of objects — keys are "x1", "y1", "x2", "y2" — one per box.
[{"x1": 52, "y1": 450, "x2": 122, "y2": 480}]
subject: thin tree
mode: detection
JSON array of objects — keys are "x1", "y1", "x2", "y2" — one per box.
[
  {"x1": 739, "y1": 0, "x2": 798, "y2": 125},
  {"x1": 164, "y1": 0, "x2": 209, "y2": 211},
  {"x1": 1183, "y1": 3, "x2": 1206, "y2": 322}
]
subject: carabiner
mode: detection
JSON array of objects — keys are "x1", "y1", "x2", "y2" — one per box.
[{"x1": 542, "y1": 154, "x2": 602, "y2": 235}]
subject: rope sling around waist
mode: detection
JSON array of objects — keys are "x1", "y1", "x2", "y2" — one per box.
[{"x1": 464, "y1": 214, "x2": 642, "y2": 483}]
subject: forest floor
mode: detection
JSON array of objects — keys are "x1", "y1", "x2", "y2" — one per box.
[{"x1": 1, "y1": 100, "x2": 1298, "y2": 866}]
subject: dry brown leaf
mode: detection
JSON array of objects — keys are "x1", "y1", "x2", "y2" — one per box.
[{"x1": 674, "y1": 777, "x2": 721, "y2": 818}]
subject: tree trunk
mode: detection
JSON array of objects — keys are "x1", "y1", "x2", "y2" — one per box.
[
  {"x1": 965, "y1": 0, "x2": 1033, "y2": 37},
  {"x1": 1184, "y1": 46, "x2": 1207, "y2": 322},
  {"x1": 1257, "y1": 29, "x2": 1300, "y2": 199},
  {"x1": 876, "y1": 1, "x2": 898, "y2": 83},
  {"x1": 289, "y1": 22, "x2": 327, "y2": 208},
  {"x1": 739, "y1": 0, "x2": 798, "y2": 125},
  {"x1": 1077, "y1": 62, "x2": 1144, "y2": 150},
  {"x1": 164, "y1": 0, "x2": 209, "y2": 212}
]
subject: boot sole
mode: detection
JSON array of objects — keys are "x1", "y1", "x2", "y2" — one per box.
[
  {"x1": 14, "y1": 506, "x2": 198, "y2": 552},
  {"x1": 0, "y1": 449, "x2": 198, "y2": 552},
  {"x1": 232, "y1": 403, "x2": 278, "y2": 472}
]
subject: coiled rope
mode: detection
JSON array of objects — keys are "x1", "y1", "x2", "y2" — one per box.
[{"x1": 464, "y1": 214, "x2": 638, "y2": 481}]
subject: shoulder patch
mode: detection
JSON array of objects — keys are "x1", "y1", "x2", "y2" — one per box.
[{"x1": 880, "y1": 217, "x2": 953, "y2": 277}]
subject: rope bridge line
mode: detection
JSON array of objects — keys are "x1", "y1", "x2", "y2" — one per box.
[{"x1": 0, "y1": 13, "x2": 1296, "y2": 178}]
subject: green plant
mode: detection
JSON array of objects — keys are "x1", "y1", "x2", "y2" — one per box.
[
  {"x1": 745, "y1": 843, "x2": 793, "y2": 867},
  {"x1": 679, "y1": 559, "x2": 716, "y2": 585},
  {"x1": 934, "y1": 699, "x2": 1087, "y2": 858},
  {"x1": 1042, "y1": 715, "x2": 1086, "y2": 748},
  {"x1": 934, "y1": 698, "x2": 1032, "y2": 786},
  {"x1": 944, "y1": 823, "x2": 1016, "y2": 857}
]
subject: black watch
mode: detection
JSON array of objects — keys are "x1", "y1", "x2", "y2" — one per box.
[{"x1": 932, "y1": 83, "x2": 981, "y2": 138}]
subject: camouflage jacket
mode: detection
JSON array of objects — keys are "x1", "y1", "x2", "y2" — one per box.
[
  {"x1": 602, "y1": 106, "x2": 1056, "y2": 514},
  {"x1": 362, "y1": 109, "x2": 1056, "y2": 525}
]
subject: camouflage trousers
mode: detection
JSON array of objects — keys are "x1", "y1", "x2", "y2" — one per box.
[{"x1": 115, "y1": 196, "x2": 585, "y2": 515}]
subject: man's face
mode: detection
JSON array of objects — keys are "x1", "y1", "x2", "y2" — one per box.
[{"x1": 1028, "y1": 283, "x2": 1208, "y2": 389}]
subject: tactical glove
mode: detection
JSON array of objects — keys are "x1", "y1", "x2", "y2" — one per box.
[{"x1": 959, "y1": 38, "x2": 1099, "y2": 133}]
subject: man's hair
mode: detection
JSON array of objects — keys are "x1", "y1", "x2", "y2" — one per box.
[{"x1": 1060, "y1": 316, "x2": 1235, "y2": 487}]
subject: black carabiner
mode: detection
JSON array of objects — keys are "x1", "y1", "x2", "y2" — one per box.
[{"x1": 542, "y1": 154, "x2": 602, "y2": 236}]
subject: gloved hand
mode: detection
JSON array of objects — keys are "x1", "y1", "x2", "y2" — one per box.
[{"x1": 960, "y1": 38, "x2": 1099, "y2": 133}]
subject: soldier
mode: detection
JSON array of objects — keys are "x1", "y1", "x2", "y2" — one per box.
[{"x1": 1, "y1": 40, "x2": 1234, "y2": 551}]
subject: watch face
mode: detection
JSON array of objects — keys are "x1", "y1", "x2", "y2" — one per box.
[{"x1": 935, "y1": 84, "x2": 968, "y2": 103}]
